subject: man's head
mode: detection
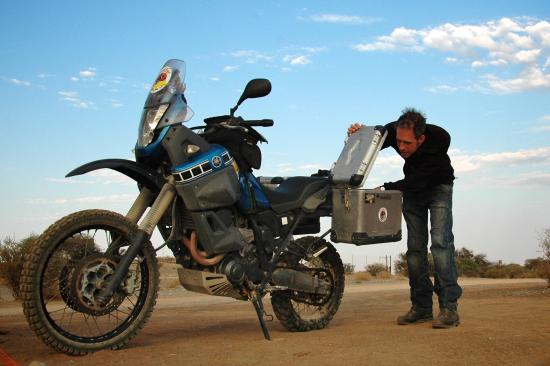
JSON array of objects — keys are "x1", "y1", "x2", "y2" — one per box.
[{"x1": 395, "y1": 108, "x2": 426, "y2": 159}]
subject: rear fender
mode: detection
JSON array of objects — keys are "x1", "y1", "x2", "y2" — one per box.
[{"x1": 66, "y1": 159, "x2": 165, "y2": 192}]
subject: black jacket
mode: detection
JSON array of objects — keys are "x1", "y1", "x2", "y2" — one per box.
[{"x1": 381, "y1": 121, "x2": 455, "y2": 192}]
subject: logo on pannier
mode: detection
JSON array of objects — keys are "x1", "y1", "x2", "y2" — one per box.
[
  {"x1": 378, "y1": 207, "x2": 388, "y2": 223},
  {"x1": 212, "y1": 156, "x2": 222, "y2": 168}
]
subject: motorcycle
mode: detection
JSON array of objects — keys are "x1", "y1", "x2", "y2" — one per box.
[{"x1": 21, "y1": 59, "x2": 344, "y2": 355}]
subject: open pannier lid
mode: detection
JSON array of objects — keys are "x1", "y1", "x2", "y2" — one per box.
[{"x1": 330, "y1": 125, "x2": 387, "y2": 187}]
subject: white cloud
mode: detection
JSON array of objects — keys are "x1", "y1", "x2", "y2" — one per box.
[
  {"x1": 302, "y1": 46, "x2": 326, "y2": 53},
  {"x1": 353, "y1": 41, "x2": 397, "y2": 52},
  {"x1": 450, "y1": 146, "x2": 550, "y2": 173},
  {"x1": 223, "y1": 65, "x2": 240, "y2": 72},
  {"x1": 353, "y1": 17, "x2": 550, "y2": 93},
  {"x1": 532, "y1": 116, "x2": 550, "y2": 131},
  {"x1": 471, "y1": 59, "x2": 508, "y2": 68},
  {"x1": 58, "y1": 90, "x2": 78, "y2": 97},
  {"x1": 37, "y1": 73, "x2": 54, "y2": 79},
  {"x1": 276, "y1": 163, "x2": 324, "y2": 174},
  {"x1": 506, "y1": 171, "x2": 550, "y2": 186},
  {"x1": 10, "y1": 78, "x2": 31, "y2": 86},
  {"x1": 27, "y1": 194, "x2": 135, "y2": 205},
  {"x1": 210, "y1": 76, "x2": 220, "y2": 81},
  {"x1": 428, "y1": 84, "x2": 458, "y2": 94},
  {"x1": 483, "y1": 65, "x2": 550, "y2": 93},
  {"x1": 55, "y1": 170, "x2": 133, "y2": 185},
  {"x1": 283, "y1": 55, "x2": 312, "y2": 65},
  {"x1": 513, "y1": 48, "x2": 541, "y2": 63},
  {"x1": 525, "y1": 20, "x2": 550, "y2": 46},
  {"x1": 79, "y1": 68, "x2": 97, "y2": 78},
  {"x1": 71, "y1": 76, "x2": 79, "y2": 82},
  {"x1": 231, "y1": 50, "x2": 272, "y2": 63},
  {"x1": 57, "y1": 90, "x2": 95, "y2": 109},
  {"x1": 309, "y1": 14, "x2": 369, "y2": 25}
]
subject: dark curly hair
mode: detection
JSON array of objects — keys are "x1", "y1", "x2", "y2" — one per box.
[{"x1": 397, "y1": 108, "x2": 426, "y2": 139}]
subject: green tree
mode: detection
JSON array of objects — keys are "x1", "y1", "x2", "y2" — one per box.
[{"x1": 455, "y1": 248, "x2": 490, "y2": 277}]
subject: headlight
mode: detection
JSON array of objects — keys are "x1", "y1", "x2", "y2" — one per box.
[{"x1": 138, "y1": 104, "x2": 169, "y2": 146}]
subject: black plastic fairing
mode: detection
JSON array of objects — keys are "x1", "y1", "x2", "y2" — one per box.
[{"x1": 66, "y1": 159, "x2": 165, "y2": 192}]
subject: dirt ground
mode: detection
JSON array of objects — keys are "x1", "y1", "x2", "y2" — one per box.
[{"x1": 1, "y1": 277, "x2": 549, "y2": 366}]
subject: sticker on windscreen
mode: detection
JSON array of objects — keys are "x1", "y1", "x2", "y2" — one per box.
[{"x1": 151, "y1": 66, "x2": 172, "y2": 93}]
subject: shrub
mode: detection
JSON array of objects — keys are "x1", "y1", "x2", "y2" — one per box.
[
  {"x1": 343, "y1": 263, "x2": 355, "y2": 275},
  {"x1": 484, "y1": 266, "x2": 507, "y2": 279},
  {"x1": 366, "y1": 263, "x2": 387, "y2": 276},
  {"x1": 536, "y1": 261, "x2": 550, "y2": 286},
  {"x1": 485, "y1": 263, "x2": 529, "y2": 279},
  {"x1": 353, "y1": 271, "x2": 373, "y2": 282},
  {"x1": 0, "y1": 234, "x2": 103, "y2": 299},
  {"x1": 539, "y1": 229, "x2": 550, "y2": 287},
  {"x1": 0, "y1": 236, "x2": 37, "y2": 298},
  {"x1": 394, "y1": 253, "x2": 408, "y2": 276},
  {"x1": 393, "y1": 252, "x2": 434, "y2": 277},
  {"x1": 375, "y1": 270, "x2": 391, "y2": 279}
]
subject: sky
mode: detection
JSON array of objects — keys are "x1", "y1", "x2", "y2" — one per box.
[{"x1": 1, "y1": 1, "x2": 549, "y2": 270}]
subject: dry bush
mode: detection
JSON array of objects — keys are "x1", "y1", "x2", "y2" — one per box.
[
  {"x1": 536, "y1": 262, "x2": 550, "y2": 287},
  {"x1": 343, "y1": 263, "x2": 355, "y2": 275},
  {"x1": 485, "y1": 264, "x2": 529, "y2": 279},
  {"x1": 375, "y1": 270, "x2": 392, "y2": 279},
  {"x1": 353, "y1": 271, "x2": 373, "y2": 282},
  {"x1": 0, "y1": 236, "x2": 37, "y2": 298},
  {"x1": 366, "y1": 263, "x2": 387, "y2": 276}
]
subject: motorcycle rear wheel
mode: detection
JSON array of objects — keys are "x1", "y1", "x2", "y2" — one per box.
[
  {"x1": 271, "y1": 236, "x2": 345, "y2": 332},
  {"x1": 21, "y1": 209, "x2": 159, "y2": 355}
]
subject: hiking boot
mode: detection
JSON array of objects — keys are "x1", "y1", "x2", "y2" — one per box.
[
  {"x1": 397, "y1": 306, "x2": 433, "y2": 325},
  {"x1": 432, "y1": 308, "x2": 460, "y2": 329}
]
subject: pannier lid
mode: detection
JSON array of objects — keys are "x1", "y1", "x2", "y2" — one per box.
[{"x1": 331, "y1": 125, "x2": 387, "y2": 187}]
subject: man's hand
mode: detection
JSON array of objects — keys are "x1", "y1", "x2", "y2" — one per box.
[{"x1": 347, "y1": 123, "x2": 363, "y2": 136}]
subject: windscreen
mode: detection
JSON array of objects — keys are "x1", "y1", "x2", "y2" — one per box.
[{"x1": 144, "y1": 59, "x2": 186, "y2": 108}]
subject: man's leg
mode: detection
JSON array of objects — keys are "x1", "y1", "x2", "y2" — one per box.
[
  {"x1": 398, "y1": 193, "x2": 433, "y2": 324},
  {"x1": 429, "y1": 184, "x2": 462, "y2": 327}
]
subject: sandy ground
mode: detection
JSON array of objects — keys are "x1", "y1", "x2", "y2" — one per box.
[{"x1": 1, "y1": 277, "x2": 549, "y2": 366}]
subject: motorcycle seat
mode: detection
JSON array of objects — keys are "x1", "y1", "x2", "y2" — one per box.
[{"x1": 260, "y1": 177, "x2": 329, "y2": 214}]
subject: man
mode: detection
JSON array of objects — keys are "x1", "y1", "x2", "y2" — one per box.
[{"x1": 348, "y1": 108, "x2": 462, "y2": 328}]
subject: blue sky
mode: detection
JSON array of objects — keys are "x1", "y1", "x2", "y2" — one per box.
[{"x1": 1, "y1": 1, "x2": 549, "y2": 269}]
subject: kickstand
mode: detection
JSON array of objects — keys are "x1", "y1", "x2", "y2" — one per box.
[{"x1": 251, "y1": 293, "x2": 272, "y2": 340}]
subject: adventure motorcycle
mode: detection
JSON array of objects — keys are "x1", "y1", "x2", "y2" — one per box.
[{"x1": 21, "y1": 59, "x2": 345, "y2": 355}]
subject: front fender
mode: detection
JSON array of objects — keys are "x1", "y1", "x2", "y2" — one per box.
[{"x1": 66, "y1": 159, "x2": 165, "y2": 192}]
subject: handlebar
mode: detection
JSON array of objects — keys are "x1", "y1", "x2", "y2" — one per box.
[
  {"x1": 239, "y1": 119, "x2": 274, "y2": 127},
  {"x1": 203, "y1": 115, "x2": 274, "y2": 128}
]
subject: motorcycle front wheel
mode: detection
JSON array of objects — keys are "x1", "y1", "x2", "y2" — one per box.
[
  {"x1": 271, "y1": 236, "x2": 345, "y2": 332},
  {"x1": 21, "y1": 209, "x2": 159, "y2": 355}
]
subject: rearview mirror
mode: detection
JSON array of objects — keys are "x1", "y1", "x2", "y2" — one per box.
[{"x1": 231, "y1": 79, "x2": 272, "y2": 115}]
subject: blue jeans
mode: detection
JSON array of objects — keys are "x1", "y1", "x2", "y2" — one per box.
[{"x1": 402, "y1": 184, "x2": 462, "y2": 310}]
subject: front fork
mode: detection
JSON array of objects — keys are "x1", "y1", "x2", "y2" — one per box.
[{"x1": 97, "y1": 177, "x2": 176, "y2": 305}]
